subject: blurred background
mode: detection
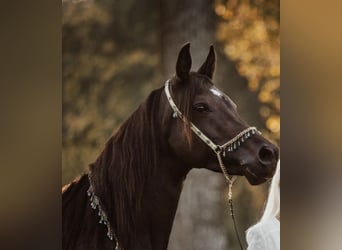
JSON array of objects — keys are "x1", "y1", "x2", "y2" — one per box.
[{"x1": 62, "y1": 0, "x2": 279, "y2": 249}]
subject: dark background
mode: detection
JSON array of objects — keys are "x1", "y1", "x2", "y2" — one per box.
[{"x1": 1, "y1": 0, "x2": 341, "y2": 249}]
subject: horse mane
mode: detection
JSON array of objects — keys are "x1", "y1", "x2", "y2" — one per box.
[
  {"x1": 89, "y1": 87, "x2": 164, "y2": 248},
  {"x1": 87, "y1": 74, "x2": 209, "y2": 248}
]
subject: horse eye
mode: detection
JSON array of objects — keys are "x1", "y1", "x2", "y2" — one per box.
[{"x1": 193, "y1": 103, "x2": 210, "y2": 113}]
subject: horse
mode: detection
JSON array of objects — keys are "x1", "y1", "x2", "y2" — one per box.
[{"x1": 62, "y1": 43, "x2": 279, "y2": 250}]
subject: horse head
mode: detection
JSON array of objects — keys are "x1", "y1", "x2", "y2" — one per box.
[{"x1": 161, "y1": 43, "x2": 279, "y2": 185}]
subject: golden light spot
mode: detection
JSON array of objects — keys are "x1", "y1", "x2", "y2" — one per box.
[
  {"x1": 269, "y1": 66, "x2": 280, "y2": 77},
  {"x1": 266, "y1": 116, "x2": 280, "y2": 133},
  {"x1": 258, "y1": 90, "x2": 271, "y2": 103},
  {"x1": 215, "y1": 4, "x2": 226, "y2": 16}
]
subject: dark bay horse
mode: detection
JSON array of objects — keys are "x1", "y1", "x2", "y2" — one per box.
[{"x1": 62, "y1": 43, "x2": 279, "y2": 250}]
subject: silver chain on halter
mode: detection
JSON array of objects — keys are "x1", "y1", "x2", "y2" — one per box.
[{"x1": 165, "y1": 79, "x2": 261, "y2": 250}]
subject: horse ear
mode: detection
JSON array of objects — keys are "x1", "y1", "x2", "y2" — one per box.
[
  {"x1": 176, "y1": 43, "x2": 192, "y2": 81},
  {"x1": 197, "y1": 45, "x2": 216, "y2": 79}
]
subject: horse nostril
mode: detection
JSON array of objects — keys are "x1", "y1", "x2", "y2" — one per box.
[{"x1": 258, "y1": 146, "x2": 276, "y2": 165}]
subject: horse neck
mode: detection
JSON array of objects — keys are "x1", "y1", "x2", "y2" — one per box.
[
  {"x1": 91, "y1": 142, "x2": 189, "y2": 250},
  {"x1": 140, "y1": 154, "x2": 190, "y2": 250},
  {"x1": 89, "y1": 87, "x2": 191, "y2": 249}
]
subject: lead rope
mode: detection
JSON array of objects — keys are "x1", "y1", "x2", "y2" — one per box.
[{"x1": 217, "y1": 151, "x2": 244, "y2": 250}]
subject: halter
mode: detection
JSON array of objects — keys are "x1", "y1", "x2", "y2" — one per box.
[
  {"x1": 164, "y1": 79, "x2": 261, "y2": 249},
  {"x1": 164, "y1": 80, "x2": 260, "y2": 184}
]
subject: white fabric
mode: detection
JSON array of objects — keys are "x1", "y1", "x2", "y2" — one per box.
[{"x1": 246, "y1": 216, "x2": 280, "y2": 250}]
